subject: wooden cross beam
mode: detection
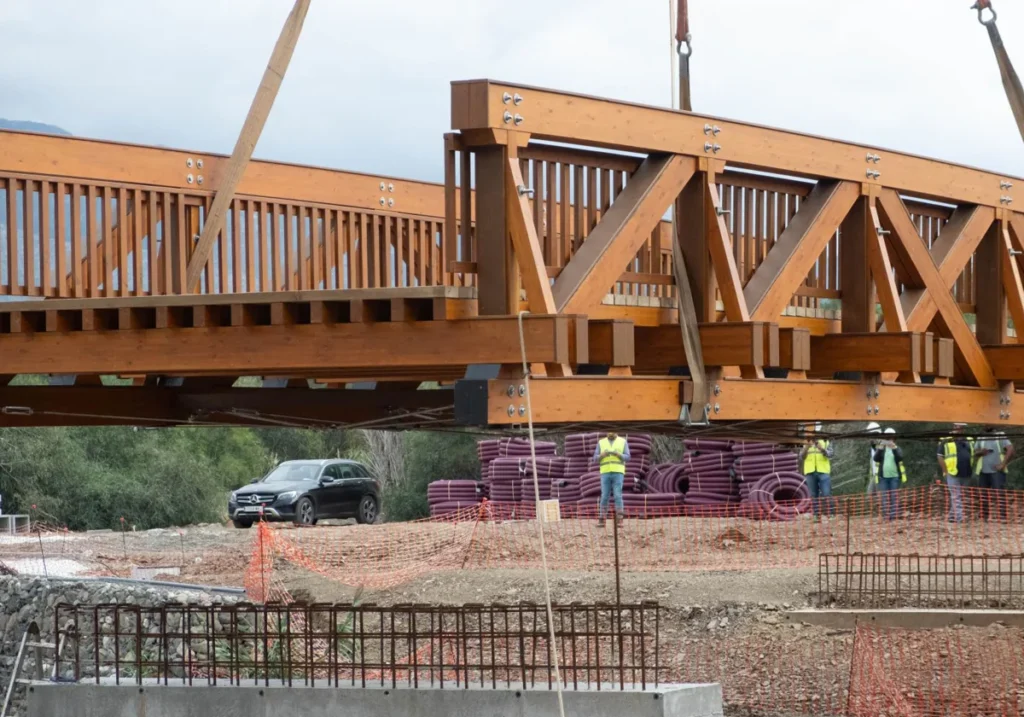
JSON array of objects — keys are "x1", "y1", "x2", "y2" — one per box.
[
  {"x1": 552, "y1": 154, "x2": 695, "y2": 314},
  {"x1": 875, "y1": 189, "x2": 996, "y2": 387},
  {"x1": 745, "y1": 180, "x2": 859, "y2": 321}
]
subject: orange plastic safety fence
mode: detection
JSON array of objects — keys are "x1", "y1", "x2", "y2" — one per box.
[
  {"x1": 246, "y1": 486, "x2": 1024, "y2": 599},
  {"x1": 848, "y1": 624, "x2": 1024, "y2": 717}
]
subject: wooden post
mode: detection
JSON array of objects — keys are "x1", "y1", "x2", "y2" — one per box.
[
  {"x1": 475, "y1": 145, "x2": 518, "y2": 315},
  {"x1": 976, "y1": 220, "x2": 1007, "y2": 345},
  {"x1": 840, "y1": 196, "x2": 873, "y2": 333}
]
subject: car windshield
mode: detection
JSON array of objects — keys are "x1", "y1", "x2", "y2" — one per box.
[{"x1": 262, "y1": 464, "x2": 320, "y2": 483}]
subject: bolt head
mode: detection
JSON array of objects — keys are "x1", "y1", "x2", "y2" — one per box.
[
  {"x1": 197, "y1": 175, "x2": 203, "y2": 185},
  {"x1": 704, "y1": 142, "x2": 713, "y2": 153},
  {"x1": 713, "y1": 384, "x2": 721, "y2": 395},
  {"x1": 186, "y1": 158, "x2": 194, "y2": 168},
  {"x1": 196, "y1": 159, "x2": 203, "y2": 169},
  {"x1": 387, "y1": 198, "x2": 394, "y2": 208},
  {"x1": 513, "y1": 93, "x2": 523, "y2": 105},
  {"x1": 519, "y1": 405, "x2": 527, "y2": 417},
  {"x1": 186, "y1": 174, "x2": 194, "y2": 184},
  {"x1": 503, "y1": 110, "x2": 513, "y2": 124},
  {"x1": 519, "y1": 385, "x2": 526, "y2": 397},
  {"x1": 379, "y1": 197, "x2": 386, "y2": 206},
  {"x1": 714, "y1": 403, "x2": 720, "y2": 413},
  {"x1": 507, "y1": 385, "x2": 515, "y2": 398},
  {"x1": 380, "y1": 181, "x2": 386, "y2": 191},
  {"x1": 703, "y1": 124, "x2": 712, "y2": 135},
  {"x1": 513, "y1": 114, "x2": 524, "y2": 125},
  {"x1": 502, "y1": 92, "x2": 513, "y2": 104},
  {"x1": 388, "y1": 183, "x2": 394, "y2": 193},
  {"x1": 507, "y1": 405, "x2": 515, "y2": 417},
  {"x1": 874, "y1": 406, "x2": 880, "y2": 415}
]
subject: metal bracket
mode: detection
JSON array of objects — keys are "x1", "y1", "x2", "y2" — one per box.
[{"x1": 679, "y1": 403, "x2": 711, "y2": 426}]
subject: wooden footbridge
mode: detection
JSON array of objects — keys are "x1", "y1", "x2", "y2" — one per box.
[{"x1": 2, "y1": 76, "x2": 1024, "y2": 432}]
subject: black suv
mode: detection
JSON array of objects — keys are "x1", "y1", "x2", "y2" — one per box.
[{"x1": 228, "y1": 459, "x2": 380, "y2": 529}]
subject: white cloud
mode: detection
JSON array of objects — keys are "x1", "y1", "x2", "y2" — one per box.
[{"x1": 0, "y1": 0, "x2": 1021, "y2": 183}]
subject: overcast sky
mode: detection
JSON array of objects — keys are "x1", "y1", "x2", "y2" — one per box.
[{"x1": 2, "y1": 0, "x2": 1022, "y2": 183}]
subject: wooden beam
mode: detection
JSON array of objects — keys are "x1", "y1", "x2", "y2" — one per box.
[
  {"x1": 451, "y1": 80, "x2": 1023, "y2": 208},
  {"x1": 1001, "y1": 220, "x2": 1024, "y2": 341},
  {"x1": 983, "y1": 345, "x2": 1024, "y2": 380},
  {"x1": 840, "y1": 196, "x2": 874, "y2": 333},
  {"x1": 976, "y1": 220, "x2": 1007, "y2": 346},
  {"x1": 475, "y1": 146, "x2": 517, "y2": 314},
  {"x1": 0, "y1": 315, "x2": 582, "y2": 376},
  {"x1": 876, "y1": 189, "x2": 996, "y2": 387},
  {"x1": 745, "y1": 180, "x2": 858, "y2": 321},
  {"x1": 632, "y1": 323, "x2": 766, "y2": 372},
  {"x1": 468, "y1": 375, "x2": 1024, "y2": 426},
  {"x1": 810, "y1": 332, "x2": 922, "y2": 374},
  {"x1": 899, "y1": 205, "x2": 995, "y2": 331},
  {"x1": 553, "y1": 154, "x2": 695, "y2": 314},
  {"x1": 506, "y1": 157, "x2": 555, "y2": 313},
  {"x1": 705, "y1": 175, "x2": 751, "y2": 321},
  {"x1": 867, "y1": 201, "x2": 907, "y2": 332},
  {"x1": 586, "y1": 319, "x2": 635, "y2": 367},
  {"x1": 677, "y1": 171, "x2": 716, "y2": 322},
  {"x1": 778, "y1": 328, "x2": 812, "y2": 371},
  {"x1": 185, "y1": 0, "x2": 312, "y2": 291}
]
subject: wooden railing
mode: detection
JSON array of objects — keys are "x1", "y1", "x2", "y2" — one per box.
[{"x1": 0, "y1": 127, "x2": 984, "y2": 315}]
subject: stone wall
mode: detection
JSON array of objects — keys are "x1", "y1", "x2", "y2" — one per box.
[{"x1": 0, "y1": 577, "x2": 240, "y2": 717}]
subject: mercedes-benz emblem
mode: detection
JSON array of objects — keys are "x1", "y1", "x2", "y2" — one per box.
[{"x1": 248, "y1": 495, "x2": 260, "y2": 505}]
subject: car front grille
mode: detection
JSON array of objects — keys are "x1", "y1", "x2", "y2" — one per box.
[{"x1": 241, "y1": 494, "x2": 274, "y2": 505}]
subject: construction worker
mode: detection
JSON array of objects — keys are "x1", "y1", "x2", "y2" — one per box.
[
  {"x1": 937, "y1": 424, "x2": 973, "y2": 523},
  {"x1": 872, "y1": 428, "x2": 907, "y2": 520},
  {"x1": 800, "y1": 424, "x2": 835, "y2": 520},
  {"x1": 975, "y1": 426, "x2": 1015, "y2": 521},
  {"x1": 592, "y1": 431, "x2": 630, "y2": 528},
  {"x1": 866, "y1": 422, "x2": 881, "y2": 494}
]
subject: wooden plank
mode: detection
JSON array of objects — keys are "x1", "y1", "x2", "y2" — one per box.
[
  {"x1": 919, "y1": 332, "x2": 935, "y2": 374},
  {"x1": 1001, "y1": 221, "x2": 1024, "y2": 345},
  {"x1": 745, "y1": 181, "x2": 859, "y2": 321},
  {"x1": 763, "y1": 323, "x2": 780, "y2": 367},
  {"x1": 5, "y1": 178, "x2": 18, "y2": 293},
  {"x1": 23, "y1": 180, "x2": 35, "y2": 296},
  {"x1": 475, "y1": 146, "x2": 516, "y2": 314},
  {"x1": 0, "y1": 315, "x2": 579, "y2": 375},
  {"x1": 632, "y1": 323, "x2": 765, "y2": 371},
  {"x1": 982, "y1": 345, "x2": 1024, "y2": 380},
  {"x1": 810, "y1": 332, "x2": 921, "y2": 374},
  {"x1": 553, "y1": 155, "x2": 696, "y2": 314},
  {"x1": 185, "y1": 0, "x2": 312, "y2": 290},
  {"x1": 506, "y1": 158, "x2": 556, "y2": 313},
  {"x1": 55, "y1": 181, "x2": 67, "y2": 297},
  {"x1": 877, "y1": 189, "x2": 995, "y2": 387},
  {"x1": 453, "y1": 80, "x2": 1024, "y2": 208},
  {"x1": 39, "y1": 181, "x2": 51, "y2": 296},
  {"x1": 678, "y1": 172, "x2": 716, "y2": 322},
  {"x1": 87, "y1": 185, "x2": 99, "y2": 298}
]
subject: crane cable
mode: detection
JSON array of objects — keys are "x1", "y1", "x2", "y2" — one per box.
[
  {"x1": 973, "y1": 1, "x2": 1024, "y2": 143},
  {"x1": 676, "y1": 0, "x2": 693, "y2": 112}
]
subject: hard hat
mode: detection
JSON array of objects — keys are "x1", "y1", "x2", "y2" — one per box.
[
  {"x1": 884, "y1": 427, "x2": 896, "y2": 435},
  {"x1": 867, "y1": 422, "x2": 881, "y2": 433}
]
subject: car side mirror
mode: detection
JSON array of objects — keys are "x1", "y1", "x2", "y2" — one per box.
[{"x1": 319, "y1": 476, "x2": 331, "y2": 485}]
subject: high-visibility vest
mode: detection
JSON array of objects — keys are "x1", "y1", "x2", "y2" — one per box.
[
  {"x1": 802, "y1": 440, "x2": 831, "y2": 475},
  {"x1": 974, "y1": 438, "x2": 1008, "y2": 474},
  {"x1": 940, "y1": 437, "x2": 975, "y2": 477},
  {"x1": 598, "y1": 436, "x2": 627, "y2": 474}
]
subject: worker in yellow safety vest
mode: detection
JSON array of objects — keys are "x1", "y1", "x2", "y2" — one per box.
[
  {"x1": 872, "y1": 428, "x2": 907, "y2": 520},
  {"x1": 974, "y1": 426, "x2": 1015, "y2": 522},
  {"x1": 800, "y1": 424, "x2": 835, "y2": 520},
  {"x1": 937, "y1": 424, "x2": 974, "y2": 523},
  {"x1": 592, "y1": 431, "x2": 631, "y2": 528}
]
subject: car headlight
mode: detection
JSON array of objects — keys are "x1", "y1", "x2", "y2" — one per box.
[
  {"x1": 229, "y1": 492, "x2": 238, "y2": 503},
  {"x1": 276, "y1": 491, "x2": 298, "y2": 504}
]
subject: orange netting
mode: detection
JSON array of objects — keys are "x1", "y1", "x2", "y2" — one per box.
[
  {"x1": 847, "y1": 624, "x2": 1024, "y2": 716},
  {"x1": 245, "y1": 485, "x2": 1024, "y2": 601}
]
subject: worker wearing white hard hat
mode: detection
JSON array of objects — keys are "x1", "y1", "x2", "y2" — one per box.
[
  {"x1": 872, "y1": 427, "x2": 907, "y2": 520},
  {"x1": 866, "y1": 422, "x2": 881, "y2": 495}
]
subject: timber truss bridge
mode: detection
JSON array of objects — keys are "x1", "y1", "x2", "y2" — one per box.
[{"x1": 1, "y1": 80, "x2": 1023, "y2": 436}]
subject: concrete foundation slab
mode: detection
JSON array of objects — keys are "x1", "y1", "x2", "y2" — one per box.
[
  {"x1": 29, "y1": 683, "x2": 724, "y2": 717},
  {"x1": 786, "y1": 608, "x2": 1024, "y2": 629}
]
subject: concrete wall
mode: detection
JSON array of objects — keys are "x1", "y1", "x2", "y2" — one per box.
[{"x1": 30, "y1": 683, "x2": 724, "y2": 717}]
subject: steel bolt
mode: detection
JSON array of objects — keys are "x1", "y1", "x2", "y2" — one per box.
[
  {"x1": 513, "y1": 114, "x2": 524, "y2": 125},
  {"x1": 502, "y1": 92, "x2": 513, "y2": 104},
  {"x1": 196, "y1": 159, "x2": 203, "y2": 169},
  {"x1": 186, "y1": 174, "x2": 194, "y2": 184},
  {"x1": 513, "y1": 93, "x2": 523, "y2": 105},
  {"x1": 380, "y1": 181, "x2": 386, "y2": 191},
  {"x1": 387, "y1": 198, "x2": 395, "y2": 207},
  {"x1": 186, "y1": 158, "x2": 194, "y2": 168},
  {"x1": 519, "y1": 405, "x2": 527, "y2": 417},
  {"x1": 507, "y1": 405, "x2": 515, "y2": 417},
  {"x1": 197, "y1": 175, "x2": 203, "y2": 185},
  {"x1": 713, "y1": 384, "x2": 721, "y2": 395},
  {"x1": 714, "y1": 403, "x2": 720, "y2": 413},
  {"x1": 379, "y1": 197, "x2": 386, "y2": 206},
  {"x1": 503, "y1": 111, "x2": 513, "y2": 124},
  {"x1": 518, "y1": 384, "x2": 526, "y2": 397},
  {"x1": 874, "y1": 406, "x2": 880, "y2": 415},
  {"x1": 507, "y1": 385, "x2": 515, "y2": 398},
  {"x1": 704, "y1": 142, "x2": 714, "y2": 153},
  {"x1": 388, "y1": 183, "x2": 394, "y2": 193}
]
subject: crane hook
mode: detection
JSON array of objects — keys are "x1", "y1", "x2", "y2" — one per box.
[{"x1": 972, "y1": 0, "x2": 998, "y2": 26}]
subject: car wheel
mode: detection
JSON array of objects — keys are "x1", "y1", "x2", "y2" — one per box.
[
  {"x1": 294, "y1": 497, "x2": 317, "y2": 526},
  {"x1": 356, "y1": 495, "x2": 379, "y2": 524},
  {"x1": 232, "y1": 518, "x2": 254, "y2": 529}
]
